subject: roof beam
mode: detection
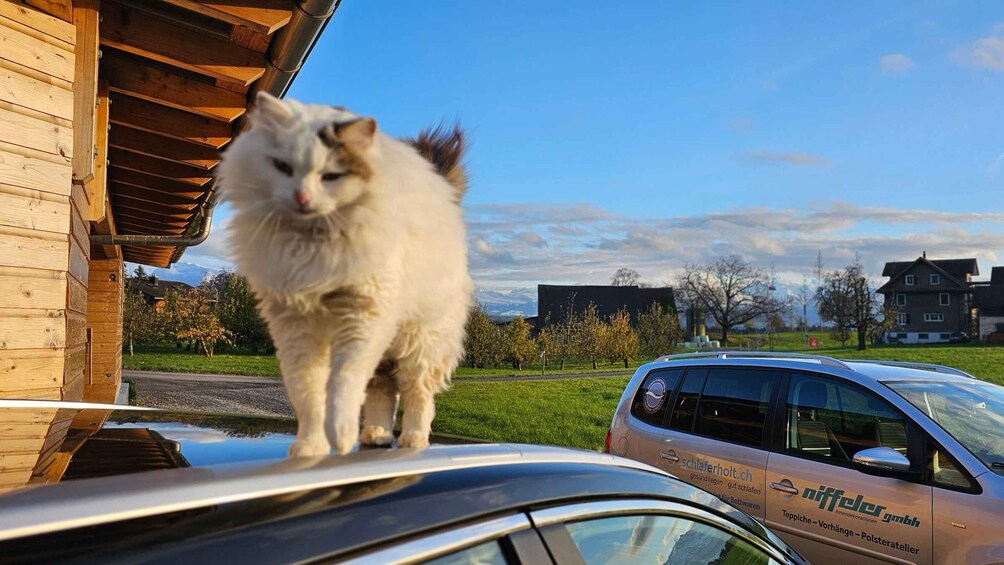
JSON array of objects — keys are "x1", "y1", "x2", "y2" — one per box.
[
  {"x1": 110, "y1": 196, "x2": 195, "y2": 219},
  {"x1": 108, "y1": 149, "x2": 213, "y2": 186},
  {"x1": 116, "y1": 220, "x2": 186, "y2": 235},
  {"x1": 116, "y1": 211, "x2": 189, "y2": 229},
  {"x1": 101, "y1": 51, "x2": 246, "y2": 122},
  {"x1": 109, "y1": 126, "x2": 221, "y2": 170},
  {"x1": 161, "y1": 0, "x2": 292, "y2": 35},
  {"x1": 100, "y1": 1, "x2": 266, "y2": 86},
  {"x1": 110, "y1": 169, "x2": 207, "y2": 199},
  {"x1": 24, "y1": 0, "x2": 74, "y2": 23},
  {"x1": 108, "y1": 93, "x2": 232, "y2": 149},
  {"x1": 110, "y1": 184, "x2": 201, "y2": 210}
]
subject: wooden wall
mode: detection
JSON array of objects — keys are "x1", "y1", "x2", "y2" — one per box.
[
  {"x1": 0, "y1": 1, "x2": 79, "y2": 489},
  {"x1": 84, "y1": 258, "x2": 123, "y2": 404}
]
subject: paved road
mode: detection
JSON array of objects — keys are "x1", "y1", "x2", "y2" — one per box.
[{"x1": 124, "y1": 369, "x2": 632, "y2": 416}]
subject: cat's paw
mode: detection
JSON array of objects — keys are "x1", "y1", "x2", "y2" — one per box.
[
  {"x1": 288, "y1": 438, "x2": 330, "y2": 458},
  {"x1": 397, "y1": 431, "x2": 430, "y2": 449},
  {"x1": 360, "y1": 425, "x2": 394, "y2": 446}
]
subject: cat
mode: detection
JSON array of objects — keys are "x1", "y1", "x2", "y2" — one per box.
[{"x1": 217, "y1": 92, "x2": 472, "y2": 456}]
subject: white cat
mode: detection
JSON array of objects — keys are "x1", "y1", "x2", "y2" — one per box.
[{"x1": 217, "y1": 92, "x2": 472, "y2": 456}]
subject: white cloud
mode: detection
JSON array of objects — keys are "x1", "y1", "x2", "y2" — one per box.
[
  {"x1": 743, "y1": 151, "x2": 829, "y2": 166},
  {"x1": 879, "y1": 53, "x2": 916, "y2": 74},
  {"x1": 952, "y1": 28, "x2": 1004, "y2": 72},
  {"x1": 515, "y1": 232, "x2": 547, "y2": 247}
]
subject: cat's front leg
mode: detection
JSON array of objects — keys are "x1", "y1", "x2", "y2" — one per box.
[
  {"x1": 326, "y1": 319, "x2": 396, "y2": 455},
  {"x1": 267, "y1": 307, "x2": 331, "y2": 457}
]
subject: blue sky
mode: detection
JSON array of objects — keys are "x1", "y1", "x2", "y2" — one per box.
[{"x1": 174, "y1": 1, "x2": 1004, "y2": 292}]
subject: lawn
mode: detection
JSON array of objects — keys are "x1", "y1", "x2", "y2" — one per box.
[{"x1": 122, "y1": 347, "x2": 635, "y2": 378}]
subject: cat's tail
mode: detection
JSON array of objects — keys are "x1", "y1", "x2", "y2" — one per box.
[{"x1": 406, "y1": 124, "x2": 468, "y2": 202}]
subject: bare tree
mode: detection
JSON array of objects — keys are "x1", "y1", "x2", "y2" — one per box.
[
  {"x1": 816, "y1": 263, "x2": 889, "y2": 350},
  {"x1": 677, "y1": 254, "x2": 791, "y2": 345},
  {"x1": 611, "y1": 268, "x2": 641, "y2": 287}
]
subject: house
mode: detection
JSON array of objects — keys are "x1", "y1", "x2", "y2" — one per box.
[
  {"x1": 0, "y1": 0, "x2": 338, "y2": 488},
  {"x1": 877, "y1": 255, "x2": 977, "y2": 344},
  {"x1": 972, "y1": 267, "x2": 1004, "y2": 342},
  {"x1": 129, "y1": 275, "x2": 195, "y2": 312},
  {"x1": 536, "y1": 284, "x2": 676, "y2": 330}
]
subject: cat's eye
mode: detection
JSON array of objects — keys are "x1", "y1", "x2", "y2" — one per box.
[
  {"x1": 321, "y1": 172, "x2": 344, "y2": 182},
  {"x1": 272, "y1": 158, "x2": 294, "y2": 176}
]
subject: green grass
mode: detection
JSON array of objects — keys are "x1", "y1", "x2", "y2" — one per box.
[
  {"x1": 123, "y1": 347, "x2": 636, "y2": 378},
  {"x1": 432, "y1": 376, "x2": 630, "y2": 450}
]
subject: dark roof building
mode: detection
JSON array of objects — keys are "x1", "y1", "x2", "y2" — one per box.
[
  {"x1": 877, "y1": 255, "x2": 978, "y2": 344},
  {"x1": 537, "y1": 285, "x2": 675, "y2": 329},
  {"x1": 128, "y1": 276, "x2": 195, "y2": 308}
]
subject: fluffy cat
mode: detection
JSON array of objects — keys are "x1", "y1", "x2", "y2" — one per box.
[{"x1": 217, "y1": 92, "x2": 472, "y2": 456}]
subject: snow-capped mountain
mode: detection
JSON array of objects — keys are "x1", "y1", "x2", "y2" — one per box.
[
  {"x1": 125, "y1": 261, "x2": 221, "y2": 286},
  {"x1": 474, "y1": 287, "x2": 538, "y2": 317}
]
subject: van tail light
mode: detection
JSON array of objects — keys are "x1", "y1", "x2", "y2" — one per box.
[{"x1": 604, "y1": 429, "x2": 612, "y2": 454}]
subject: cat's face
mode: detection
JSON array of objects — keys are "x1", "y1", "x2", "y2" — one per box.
[{"x1": 223, "y1": 92, "x2": 377, "y2": 220}]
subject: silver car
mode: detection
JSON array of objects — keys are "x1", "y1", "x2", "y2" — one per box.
[{"x1": 607, "y1": 351, "x2": 1004, "y2": 565}]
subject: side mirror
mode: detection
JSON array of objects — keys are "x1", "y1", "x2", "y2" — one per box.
[{"x1": 852, "y1": 447, "x2": 916, "y2": 479}]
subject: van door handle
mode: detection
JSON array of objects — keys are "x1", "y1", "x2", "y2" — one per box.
[
  {"x1": 770, "y1": 482, "x2": 799, "y2": 495},
  {"x1": 660, "y1": 451, "x2": 679, "y2": 463}
]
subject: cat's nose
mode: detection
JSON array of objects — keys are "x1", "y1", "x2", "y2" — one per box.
[{"x1": 294, "y1": 189, "x2": 311, "y2": 208}]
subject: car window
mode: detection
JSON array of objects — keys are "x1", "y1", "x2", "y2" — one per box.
[
  {"x1": 630, "y1": 369, "x2": 684, "y2": 427},
  {"x1": 786, "y1": 374, "x2": 907, "y2": 465},
  {"x1": 564, "y1": 514, "x2": 778, "y2": 565},
  {"x1": 928, "y1": 445, "x2": 975, "y2": 490},
  {"x1": 669, "y1": 369, "x2": 707, "y2": 432},
  {"x1": 424, "y1": 540, "x2": 509, "y2": 565},
  {"x1": 695, "y1": 369, "x2": 776, "y2": 447}
]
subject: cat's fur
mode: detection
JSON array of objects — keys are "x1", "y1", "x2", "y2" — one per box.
[{"x1": 217, "y1": 92, "x2": 472, "y2": 456}]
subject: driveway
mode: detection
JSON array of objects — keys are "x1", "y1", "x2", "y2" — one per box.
[{"x1": 124, "y1": 369, "x2": 632, "y2": 417}]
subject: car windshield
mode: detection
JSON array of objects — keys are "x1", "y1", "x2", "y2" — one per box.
[{"x1": 887, "y1": 380, "x2": 1004, "y2": 476}]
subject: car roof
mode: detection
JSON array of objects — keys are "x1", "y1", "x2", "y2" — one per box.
[
  {"x1": 646, "y1": 351, "x2": 981, "y2": 385},
  {"x1": 0, "y1": 441, "x2": 797, "y2": 562}
]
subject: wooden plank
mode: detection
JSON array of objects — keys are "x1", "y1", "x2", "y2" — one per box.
[
  {"x1": 70, "y1": 192, "x2": 89, "y2": 254},
  {"x1": 109, "y1": 126, "x2": 220, "y2": 170},
  {"x1": 111, "y1": 193, "x2": 198, "y2": 213},
  {"x1": 67, "y1": 232, "x2": 89, "y2": 288},
  {"x1": 0, "y1": 2, "x2": 75, "y2": 45},
  {"x1": 0, "y1": 61, "x2": 73, "y2": 120},
  {"x1": 0, "y1": 226, "x2": 69, "y2": 271},
  {"x1": 87, "y1": 80, "x2": 110, "y2": 222},
  {"x1": 110, "y1": 170, "x2": 207, "y2": 199},
  {"x1": 66, "y1": 269, "x2": 87, "y2": 314},
  {"x1": 0, "y1": 349, "x2": 63, "y2": 391},
  {"x1": 71, "y1": 0, "x2": 99, "y2": 186},
  {"x1": 0, "y1": 408, "x2": 58, "y2": 425},
  {"x1": 0, "y1": 140, "x2": 73, "y2": 197},
  {"x1": 162, "y1": 0, "x2": 291, "y2": 35},
  {"x1": 0, "y1": 184, "x2": 70, "y2": 234},
  {"x1": 0, "y1": 453, "x2": 41, "y2": 471},
  {"x1": 65, "y1": 312, "x2": 86, "y2": 349},
  {"x1": 102, "y1": 52, "x2": 246, "y2": 122},
  {"x1": 0, "y1": 103, "x2": 72, "y2": 157},
  {"x1": 109, "y1": 149, "x2": 213, "y2": 185},
  {"x1": 117, "y1": 221, "x2": 186, "y2": 235},
  {"x1": 100, "y1": 2, "x2": 265, "y2": 87},
  {"x1": 0, "y1": 17, "x2": 74, "y2": 81},
  {"x1": 0, "y1": 272, "x2": 67, "y2": 310},
  {"x1": 108, "y1": 93, "x2": 232, "y2": 149},
  {"x1": 23, "y1": 0, "x2": 74, "y2": 23},
  {"x1": 116, "y1": 211, "x2": 188, "y2": 229},
  {"x1": 0, "y1": 309, "x2": 65, "y2": 350}
]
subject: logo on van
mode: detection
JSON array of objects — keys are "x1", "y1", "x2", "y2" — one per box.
[
  {"x1": 643, "y1": 378, "x2": 667, "y2": 414},
  {"x1": 802, "y1": 484, "x2": 920, "y2": 528}
]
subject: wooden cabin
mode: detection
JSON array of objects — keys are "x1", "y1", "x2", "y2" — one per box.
[{"x1": 0, "y1": 0, "x2": 338, "y2": 488}]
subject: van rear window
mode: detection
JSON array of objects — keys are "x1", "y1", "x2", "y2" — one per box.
[{"x1": 630, "y1": 369, "x2": 683, "y2": 427}]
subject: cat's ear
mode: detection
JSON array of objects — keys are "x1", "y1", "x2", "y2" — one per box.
[
  {"x1": 253, "y1": 91, "x2": 293, "y2": 131},
  {"x1": 335, "y1": 118, "x2": 377, "y2": 151}
]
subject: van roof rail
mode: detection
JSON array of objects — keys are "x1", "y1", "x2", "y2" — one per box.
[
  {"x1": 844, "y1": 359, "x2": 977, "y2": 379},
  {"x1": 654, "y1": 351, "x2": 853, "y2": 370}
]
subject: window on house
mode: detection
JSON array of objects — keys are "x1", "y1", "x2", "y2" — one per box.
[
  {"x1": 905, "y1": 275, "x2": 915, "y2": 285},
  {"x1": 919, "y1": 333, "x2": 929, "y2": 339},
  {"x1": 896, "y1": 294, "x2": 906, "y2": 306},
  {"x1": 940, "y1": 293, "x2": 950, "y2": 306},
  {"x1": 941, "y1": 333, "x2": 951, "y2": 340},
  {"x1": 896, "y1": 313, "x2": 908, "y2": 325},
  {"x1": 924, "y1": 314, "x2": 944, "y2": 322},
  {"x1": 931, "y1": 274, "x2": 940, "y2": 285}
]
